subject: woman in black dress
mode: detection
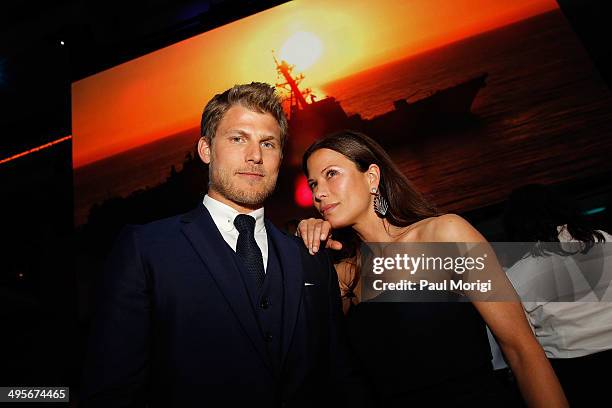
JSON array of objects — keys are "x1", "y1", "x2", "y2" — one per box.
[{"x1": 296, "y1": 130, "x2": 567, "y2": 407}]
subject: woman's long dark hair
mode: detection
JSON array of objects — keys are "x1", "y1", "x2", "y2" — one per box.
[
  {"x1": 503, "y1": 184, "x2": 605, "y2": 256},
  {"x1": 302, "y1": 129, "x2": 439, "y2": 262}
]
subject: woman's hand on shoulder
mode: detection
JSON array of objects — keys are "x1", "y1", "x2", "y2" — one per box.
[
  {"x1": 295, "y1": 218, "x2": 343, "y2": 255},
  {"x1": 429, "y1": 213, "x2": 487, "y2": 243}
]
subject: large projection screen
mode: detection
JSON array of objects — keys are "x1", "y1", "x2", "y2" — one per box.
[{"x1": 72, "y1": 0, "x2": 612, "y2": 234}]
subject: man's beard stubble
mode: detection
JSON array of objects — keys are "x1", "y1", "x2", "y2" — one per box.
[{"x1": 208, "y1": 165, "x2": 278, "y2": 208}]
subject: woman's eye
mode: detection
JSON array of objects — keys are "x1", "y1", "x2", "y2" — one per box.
[{"x1": 326, "y1": 169, "x2": 338, "y2": 178}]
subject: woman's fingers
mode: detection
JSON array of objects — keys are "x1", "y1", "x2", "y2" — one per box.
[
  {"x1": 312, "y1": 222, "x2": 323, "y2": 253},
  {"x1": 326, "y1": 239, "x2": 343, "y2": 251},
  {"x1": 319, "y1": 222, "x2": 332, "y2": 241},
  {"x1": 296, "y1": 219, "x2": 310, "y2": 250},
  {"x1": 306, "y1": 220, "x2": 314, "y2": 254},
  {"x1": 296, "y1": 218, "x2": 337, "y2": 254},
  {"x1": 312, "y1": 220, "x2": 335, "y2": 254}
]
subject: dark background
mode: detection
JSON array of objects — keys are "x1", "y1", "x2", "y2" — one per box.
[{"x1": 1, "y1": 0, "x2": 611, "y2": 404}]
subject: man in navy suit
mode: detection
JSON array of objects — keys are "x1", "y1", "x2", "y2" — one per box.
[{"x1": 81, "y1": 83, "x2": 366, "y2": 407}]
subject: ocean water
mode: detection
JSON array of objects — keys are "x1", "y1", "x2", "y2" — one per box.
[
  {"x1": 73, "y1": 127, "x2": 199, "y2": 226},
  {"x1": 322, "y1": 10, "x2": 612, "y2": 212},
  {"x1": 73, "y1": 10, "x2": 612, "y2": 226}
]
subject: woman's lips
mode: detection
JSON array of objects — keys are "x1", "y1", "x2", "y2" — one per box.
[{"x1": 321, "y1": 203, "x2": 339, "y2": 214}]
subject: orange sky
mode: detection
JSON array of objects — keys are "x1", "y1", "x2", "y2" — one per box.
[{"x1": 72, "y1": 0, "x2": 558, "y2": 168}]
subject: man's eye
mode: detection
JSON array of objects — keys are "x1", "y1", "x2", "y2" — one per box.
[
  {"x1": 261, "y1": 141, "x2": 275, "y2": 148},
  {"x1": 231, "y1": 136, "x2": 244, "y2": 143}
]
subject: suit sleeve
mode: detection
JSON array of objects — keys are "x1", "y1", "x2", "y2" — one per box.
[
  {"x1": 324, "y1": 250, "x2": 373, "y2": 406},
  {"x1": 81, "y1": 225, "x2": 151, "y2": 408}
]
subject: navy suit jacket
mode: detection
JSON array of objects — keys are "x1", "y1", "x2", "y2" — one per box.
[{"x1": 81, "y1": 203, "x2": 366, "y2": 407}]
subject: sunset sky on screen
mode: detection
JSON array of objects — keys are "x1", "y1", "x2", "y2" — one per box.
[{"x1": 72, "y1": 0, "x2": 557, "y2": 168}]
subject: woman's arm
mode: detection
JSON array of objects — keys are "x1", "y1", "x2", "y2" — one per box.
[
  {"x1": 475, "y1": 300, "x2": 567, "y2": 407},
  {"x1": 295, "y1": 218, "x2": 359, "y2": 314},
  {"x1": 335, "y1": 261, "x2": 360, "y2": 315},
  {"x1": 433, "y1": 214, "x2": 568, "y2": 408}
]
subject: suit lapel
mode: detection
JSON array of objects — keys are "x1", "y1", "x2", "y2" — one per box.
[
  {"x1": 180, "y1": 204, "x2": 272, "y2": 371},
  {"x1": 265, "y1": 220, "x2": 304, "y2": 369}
]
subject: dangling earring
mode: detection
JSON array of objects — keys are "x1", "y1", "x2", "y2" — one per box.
[{"x1": 371, "y1": 187, "x2": 389, "y2": 217}]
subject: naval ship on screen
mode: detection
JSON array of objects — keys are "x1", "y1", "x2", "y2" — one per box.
[{"x1": 273, "y1": 55, "x2": 488, "y2": 165}]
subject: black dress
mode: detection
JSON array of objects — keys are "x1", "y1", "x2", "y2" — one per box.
[{"x1": 345, "y1": 297, "x2": 515, "y2": 407}]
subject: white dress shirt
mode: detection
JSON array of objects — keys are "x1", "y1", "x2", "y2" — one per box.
[{"x1": 203, "y1": 194, "x2": 268, "y2": 272}]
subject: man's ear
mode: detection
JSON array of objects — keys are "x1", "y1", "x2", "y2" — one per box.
[{"x1": 197, "y1": 137, "x2": 212, "y2": 164}]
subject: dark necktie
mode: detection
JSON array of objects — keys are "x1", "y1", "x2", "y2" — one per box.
[{"x1": 234, "y1": 214, "x2": 265, "y2": 288}]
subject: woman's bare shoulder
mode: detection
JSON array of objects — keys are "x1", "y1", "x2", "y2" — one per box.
[{"x1": 415, "y1": 213, "x2": 484, "y2": 242}]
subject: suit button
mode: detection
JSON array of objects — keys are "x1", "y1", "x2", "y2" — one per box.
[
  {"x1": 260, "y1": 297, "x2": 270, "y2": 309},
  {"x1": 264, "y1": 332, "x2": 273, "y2": 342}
]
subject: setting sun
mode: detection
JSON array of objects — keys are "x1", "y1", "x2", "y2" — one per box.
[{"x1": 279, "y1": 31, "x2": 323, "y2": 71}]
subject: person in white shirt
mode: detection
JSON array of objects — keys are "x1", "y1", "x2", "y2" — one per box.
[{"x1": 503, "y1": 183, "x2": 612, "y2": 407}]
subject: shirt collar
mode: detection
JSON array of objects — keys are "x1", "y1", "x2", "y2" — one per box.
[{"x1": 203, "y1": 194, "x2": 266, "y2": 233}]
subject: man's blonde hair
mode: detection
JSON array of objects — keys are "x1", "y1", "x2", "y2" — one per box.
[{"x1": 200, "y1": 82, "x2": 288, "y2": 147}]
